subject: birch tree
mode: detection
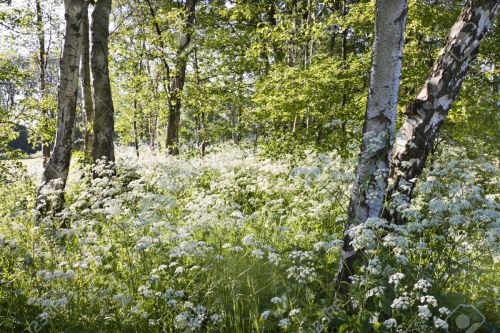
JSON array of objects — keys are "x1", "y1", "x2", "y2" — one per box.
[
  {"x1": 37, "y1": 0, "x2": 84, "y2": 213},
  {"x1": 337, "y1": 0, "x2": 408, "y2": 286},
  {"x1": 384, "y1": 0, "x2": 500, "y2": 223},
  {"x1": 91, "y1": 0, "x2": 115, "y2": 162}
]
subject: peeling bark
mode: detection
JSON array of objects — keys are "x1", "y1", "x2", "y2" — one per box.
[
  {"x1": 37, "y1": 0, "x2": 84, "y2": 214},
  {"x1": 384, "y1": 0, "x2": 500, "y2": 223},
  {"x1": 337, "y1": 0, "x2": 408, "y2": 287},
  {"x1": 91, "y1": 0, "x2": 115, "y2": 163}
]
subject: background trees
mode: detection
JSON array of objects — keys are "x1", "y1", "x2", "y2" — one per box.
[{"x1": 1, "y1": 0, "x2": 498, "y2": 161}]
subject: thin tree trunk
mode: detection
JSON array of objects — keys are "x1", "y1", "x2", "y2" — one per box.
[
  {"x1": 133, "y1": 98, "x2": 139, "y2": 158},
  {"x1": 81, "y1": 1, "x2": 94, "y2": 156},
  {"x1": 193, "y1": 46, "x2": 205, "y2": 154},
  {"x1": 91, "y1": 0, "x2": 115, "y2": 163},
  {"x1": 35, "y1": 0, "x2": 50, "y2": 166},
  {"x1": 165, "y1": 0, "x2": 197, "y2": 155},
  {"x1": 336, "y1": 0, "x2": 408, "y2": 288},
  {"x1": 384, "y1": 0, "x2": 500, "y2": 223},
  {"x1": 37, "y1": 0, "x2": 84, "y2": 214}
]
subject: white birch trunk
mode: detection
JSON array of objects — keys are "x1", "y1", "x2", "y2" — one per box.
[
  {"x1": 37, "y1": 0, "x2": 84, "y2": 214},
  {"x1": 384, "y1": 0, "x2": 500, "y2": 223},
  {"x1": 337, "y1": 0, "x2": 408, "y2": 285}
]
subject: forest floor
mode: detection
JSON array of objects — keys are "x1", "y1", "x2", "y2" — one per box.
[{"x1": 0, "y1": 145, "x2": 498, "y2": 332}]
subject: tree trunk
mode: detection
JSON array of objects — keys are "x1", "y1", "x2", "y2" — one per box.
[
  {"x1": 35, "y1": 0, "x2": 50, "y2": 166},
  {"x1": 384, "y1": 0, "x2": 500, "y2": 223},
  {"x1": 133, "y1": 98, "x2": 139, "y2": 158},
  {"x1": 91, "y1": 0, "x2": 115, "y2": 163},
  {"x1": 165, "y1": 0, "x2": 197, "y2": 155},
  {"x1": 81, "y1": 1, "x2": 94, "y2": 157},
  {"x1": 37, "y1": 0, "x2": 84, "y2": 214},
  {"x1": 337, "y1": 0, "x2": 408, "y2": 288}
]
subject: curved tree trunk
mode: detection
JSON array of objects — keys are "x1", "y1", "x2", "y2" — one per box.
[
  {"x1": 384, "y1": 0, "x2": 500, "y2": 224},
  {"x1": 91, "y1": 0, "x2": 115, "y2": 163},
  {"x1": 37, "y1": 0, "x2": 84, "y2": 214},
  {"x1": 81, "y1": 1, "x2": 94, "y2": 157},
  {"x1": 336, "y1": 0, "x2": 408, "y2": 288},
  {"x1": 165, "y1": 0, "x2": 197, "y2": 155}
]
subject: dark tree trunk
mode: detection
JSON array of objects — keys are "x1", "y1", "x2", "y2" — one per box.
[
  {"x1": 37, "y1": 0, "x2": 84, "y2": 214},
  {"x1": 81, "y1": 1, "x2": 94, "y2": 157},
  {"x1": 133, "y1": 98, "x2": 140, "y2": 158},
  {"x1": 165, "y1": 0, "x2": 197, "y2": 155},
  {"x1": 336, "y1": 0, "x2": 408, "y2": 290},
  {"x1": 384, "y1": 0, "x2": 500, "y2": 224},
  {"x1": 91, "y1": 0, "x2": 115, "y2": 163},
  {"x1": 35, "y1": 0, "x2": 50, "y2": 166}
]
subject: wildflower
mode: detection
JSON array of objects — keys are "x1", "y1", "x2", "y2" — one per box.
[
  {"x1": 210, "y1": 313, "x2": 223, "y2": 324},
  {"x1": 391, "y1": 295, "x2": 410, "y2": 310},
  {"x1": 251, "y1": 249, "x2": 265, "y2": 259},
  {"x1": 420, "y1": 295, "x2": 438, "y2": 307},
  {"x1": 365, "y1": 257, "x2": 381, "y2": 275},
  {"x1": 414, "y1": 279, "x2": 432, "y2": 293},
  {"x1": 271, "y1": 297, "x2": 283, "y2": 304},
  {"x1": 289, "y1": 308, "x2": 300, "y2": 317},
  {"x1": 195, "y1": 304, "x2": 207, "y2": 316},
  {"x1": 65, "y1": 269, "x2": 76, "y2": 279},
  {"x1": 261, "y1": 310, "x2": 271, "y2": 319},
  {"x1": 242, "y1": 234, "x2": 256, "y2": 245},
  {"x1": 55, "y1": 296, "x2": 68, "y2": 307},
  {"x1": 433, "y1": 316, "x2": 448, "y2": 329},
  {"x1": 278, "y1": 318, "x2": 291, "y2": 328},
  {"x1": 138, "y1": 285, "x2": 153, "y2": 297},
  {"x1": 268, "y1": 252, "x2": 280, "y2": 265},
  {"x1": 174, "y1": 312, "x2": 189, "y2": 329},
  {"x1": 188, "y1": 317, "x2": 202, "y2": 330},
  {"x1": 286, "y1": 265, "x2": 317, "y2": 283},
  {"x1": 389, "y1": 272, "x2": 405, "y2": 286},
  {"x1": 135, "y1": 236, "x2": 153, "y2": 250},
  {"x1": 438, "y1": 307, "x2": 450, "y2": 316},
  {"x1": 418, "y1": 305, "x2": 432, "y2": 319},
  {"x1": 365, "y1": 286, "x2": 384, "y2": 299},
  {"x1": 383, "y1": 318, "x2": 397, "y2": 328}
]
